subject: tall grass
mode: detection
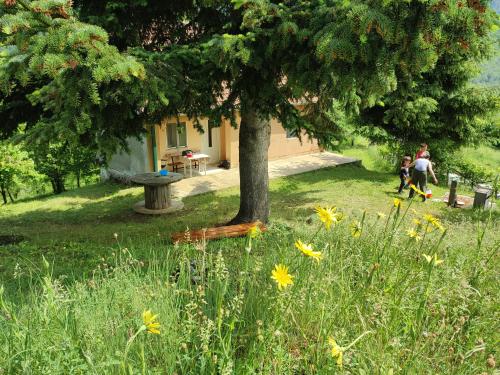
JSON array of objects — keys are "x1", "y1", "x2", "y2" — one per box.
[{"x1": 0, "y1": 201, "x2": 498, "y2": 374}]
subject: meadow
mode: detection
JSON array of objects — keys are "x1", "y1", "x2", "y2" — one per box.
[{"x1": 0, "y1": 149, "x2": 498, "y2": 374}]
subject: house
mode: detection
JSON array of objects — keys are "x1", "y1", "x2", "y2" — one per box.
[{"x1": 104, "y1": 113, "x2": 320, "y2": 180}]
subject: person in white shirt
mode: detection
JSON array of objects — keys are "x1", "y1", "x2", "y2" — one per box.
[{"x1": 408, "y1": 151, "x2": 438, "y2": 201}]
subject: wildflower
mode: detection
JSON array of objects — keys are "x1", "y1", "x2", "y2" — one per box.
[
  {"x1": 295, "y1": 240, "x2": 322, "y2": 263},
  {"x1": 328, "y1": 337, "x2": 344, "y2": 368},
  {"x1": 413, "y1": 218, "x2": 422, "y2": 227},
  {"x1": 142, "y1": 310, "x2": 161, "y2": 334},
  {"x1": 422, "y1": 253, "x2": 444, "y2": 266},
  {"x1": 377, "y1": 212, "x2": 386, "y2": 219},
  {"x1": 271, "y1": 264, "x2": 294, "y2": 290},
  {"x1": 350, "y1": 221, "x2": 362, "y2": 238},
  {"x1": 113, "y1": 233, "x2": 118, "y2": 239},
  {"x1": 247, "y1": 225, "x2": 261, "y2": 238},
  {"x1": 423, "y1": 214, "x2": 445, "y2": 232},
  {"x1": 393, "y1": 198, "x2": 402, "y2": 208},
  {"x1": 406, "y1": 228, "x2": 421, "y2": 241},
  {"x1": 315, "y1": 206, "x2": 337, "y2": 230},
  {"x1": 423, "y1": 214, "x2": 439, "y2": 225},
  {"x1": 335, "y1": 212, "x2": 345, "y2": 222}
]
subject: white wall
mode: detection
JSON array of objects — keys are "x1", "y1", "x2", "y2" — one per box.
[{"x1": 102, "y1": 136, "x2": 150, "y2": 182}]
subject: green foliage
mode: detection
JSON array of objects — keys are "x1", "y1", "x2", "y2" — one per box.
[
  {"x1": 451, "y1": 158, "x2": 497, "y2": 188},
  {"x1": 0, "y1": 141, "x2": 39, "y2": 203},
  {"x1": 2, "y1": 0, "x2": 497, "y2": 154},
  {"x1": 27, "y1": 140, "x2": 98, "y2": 194}
]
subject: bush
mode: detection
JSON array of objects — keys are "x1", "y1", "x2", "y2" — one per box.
[{"x1": 451, "y1": 159, "x2": 496, "y2": 189}]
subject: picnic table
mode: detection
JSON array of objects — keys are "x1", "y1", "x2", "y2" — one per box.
[
  {"x1": 131, "y1": 172, "x2": 184, "y2": 214},
  {"x1": 183, "y1": 153, "x2": 210, "y2": 177}
]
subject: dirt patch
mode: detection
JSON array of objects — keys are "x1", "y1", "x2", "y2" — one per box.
[{"x1": 0, "y1": 235, "x2": 25, "y2": 246}]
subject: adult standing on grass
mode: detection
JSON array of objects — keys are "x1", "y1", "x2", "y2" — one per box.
[{"x1": 408, "y1": 151, "x2": 438, "y2": 202}]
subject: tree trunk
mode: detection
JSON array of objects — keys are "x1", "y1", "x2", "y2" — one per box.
[
  {"x1": 76, "y1": 171, "x2": 81, "y2": 188},
  {"x1": 0, "y1": 184, "x2": 7, "y2": 204},
  {"x1": 7, "y1": 189, "x2": 15, "y2": 203},
  {"x1": 51, "y1": 176, "x2": 66, "y2": 194},
  {"x1": 229, "y1": 104, "x2": 271, "y2": 224}
]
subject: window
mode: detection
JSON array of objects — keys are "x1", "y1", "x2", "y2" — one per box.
[
  {"x1": 286, "y1": 128, "x2": 298, "y2": 139},
  {"x1": 167, "y1": 122, "x2": 187, "y2": 148}
]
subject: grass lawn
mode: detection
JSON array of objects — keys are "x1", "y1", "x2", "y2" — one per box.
[{"x1": 0, "y1": 159, "x2": 498, "y2": 373}]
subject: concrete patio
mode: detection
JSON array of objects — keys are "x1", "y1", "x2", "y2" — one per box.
[{"x1": 171, "y1": 152, "x2": 359, "y2": 199}]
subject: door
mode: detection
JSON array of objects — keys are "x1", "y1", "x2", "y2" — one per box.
[{"x1": 201, "y1": 120, "x2": 220, "y2": 164}]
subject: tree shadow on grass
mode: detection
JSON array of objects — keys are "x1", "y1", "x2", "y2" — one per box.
[{"x1": 283, "y1": 164, "x2": 394, "y2": 185}]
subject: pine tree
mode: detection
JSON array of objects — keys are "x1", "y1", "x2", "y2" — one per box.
[{"x1": 1, "y1": 0, "x2": 497, "y2": 222}]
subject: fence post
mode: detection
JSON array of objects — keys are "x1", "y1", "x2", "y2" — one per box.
[{"x1": 448, "y1": 180, "x2": 458, "y2": 207}]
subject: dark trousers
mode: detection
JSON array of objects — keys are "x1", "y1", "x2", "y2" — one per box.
[
  {"x1": 398, "y1": 177, "x2": 406, "y2": 193},
  {"x1": 409, "y1": 170, "x2": 427, "y2": 201}
]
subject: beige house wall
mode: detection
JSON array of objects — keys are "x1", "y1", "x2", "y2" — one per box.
[{"x1": 149, "y1": 113, "x2": 320, "y2": 170}]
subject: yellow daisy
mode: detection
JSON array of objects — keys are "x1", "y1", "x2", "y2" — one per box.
[
  {"x1": 413, "y1": 218, "x2": 422, "y2": 227},
  {"x1": 142, "y1": 310, "x2": 161, "y2": 334},
  {"x1": 406, "y1": 228, "x2": 421, "y2": 242},
  {"x1": 422, "y1": 253, "x2": 444, "y2": 266},
  {"x1": 393, "y1": 198, "x2": 402, "y2": 208},
  {"x1": 423, "y1": 214, "x2": 439, "y2": 225},
  {"x1": 247, "y1": 225, "x2": 261, "y2": 238},
  {"x1": 295, "y1": 240, "x2": 322, "y2": 263},
  {"x1": 423, "y1": 214, "x2": 445, "y2": 232},
  {"x1": 315, "y1": 206, "x2": 337, "y2": 230},
  {"x1": 377, "y1": 212, "x2": 386, "y2": 219},
  {"x1": 271, "y1": 264, "x2": 294, "y2": 290},
  {"x1": 350, "y1": 221, "x2": 362, "y2": 238},
  {"x1": 328, "y1": 337, "x2": 344, "y2": 368}
]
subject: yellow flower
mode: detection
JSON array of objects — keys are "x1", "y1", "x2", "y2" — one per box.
[
  {"x1": 142, "y1": 310, "x2": 161, "y2": 334},
  {"x1": 423, "y1": 214, "x2": 438, "y2": 225},
  {"x1": 295, "y1": 240, "x2": 322, "y2": 263},
  {"x1": 247, "y1": 225, "x2": 261, "y2": 238},
  {"x1": 350, "y1": 221, "x2": 362, "y2": 238},
  {"x1": 406, "y1": 228, "x2": 421, "y2": 242},
  {"x1": 328, "y1": 337, "x2": 344, "y2": 368},
  {"x1": 413, "y1": 218, "x2": 422, "y2": 227},
  {"x1": 422, "y1": 253, "x2": 444, "y2": 266},
  {"x1": 334, "y1": 212, "x2": 346, "y2": 222},
  {"x1": 271, "y1": 264, "x2": 294, "y2": 290},
  {"x1": 393, "y1": 198, "x2": 402, "y2": 208},
  {"x1": 423, "y1": 214, "x2": 445, "y2": 232},
  {"x1": 422, "y1": 253, "x2": 432, "y2": 263},
  {"x1": 315, "y1": 206, "x2": 337, "y2": 230},
  {"x1": 377, "y1": 212, "x2": 386, "y2": 219},
  {"x1": 410, "y1": 184, "x2": 425, "y2": 196}
]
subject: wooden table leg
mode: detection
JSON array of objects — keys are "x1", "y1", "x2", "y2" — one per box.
[
  {"x1": 204, "y1": 158, "x2": 207, "y2": 175},
  {"x1": 144, "y1": 185, "x2": 170, "y2": 210}
]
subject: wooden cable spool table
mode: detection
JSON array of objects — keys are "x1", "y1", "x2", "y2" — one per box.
[{"x1": 131, "y1": 172, "x2": 184, "y2": 214}]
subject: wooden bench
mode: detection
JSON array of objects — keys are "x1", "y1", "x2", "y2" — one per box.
[{"x1": 171, "y1": 221, "x2": 267, "y2": 243}]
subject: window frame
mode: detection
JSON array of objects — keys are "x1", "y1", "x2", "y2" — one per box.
[
  {"x1": 166, "y1": 122, "x2": 188, "y2": 149},
  {"x1": 285, "y1": 128, "x2": 298, "y2": 139}
]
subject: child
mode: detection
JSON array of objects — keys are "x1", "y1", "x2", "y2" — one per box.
[
  {"x1": 398, "y1": 156, "x2": 412, "y2": 194},
  {"x1": 415, "y1": 143, "x2": 428, "y2": 160}
]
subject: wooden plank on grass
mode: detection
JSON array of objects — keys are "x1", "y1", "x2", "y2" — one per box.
[{"x1": 171, "y1": 221, "x2": 267, "y2": 243}]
